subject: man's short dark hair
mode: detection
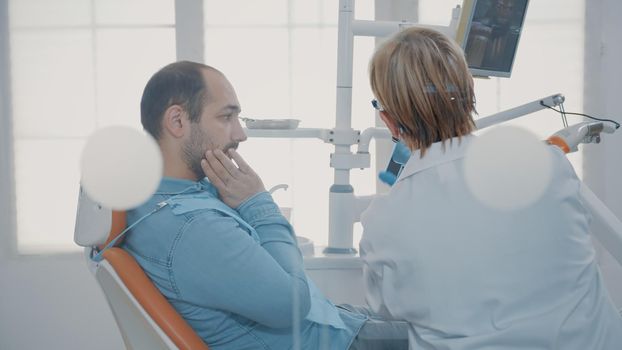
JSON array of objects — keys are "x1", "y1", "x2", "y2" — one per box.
[{"x1": 140, "y1": 61, "x2": 215, "y2": 139}]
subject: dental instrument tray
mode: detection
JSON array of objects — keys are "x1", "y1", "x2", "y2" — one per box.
[{"x1": 243, "y1": 118, "x2": 300, "y2": 130}]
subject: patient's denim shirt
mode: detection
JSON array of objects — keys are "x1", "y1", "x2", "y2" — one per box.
[{"x1": 122, "y1": 177, "x2": 365, "y2": 350}]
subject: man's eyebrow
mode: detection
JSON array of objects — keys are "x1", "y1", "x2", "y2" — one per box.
[{"x1": 218, "y1": 105, "x2": 241, "y2": 114}]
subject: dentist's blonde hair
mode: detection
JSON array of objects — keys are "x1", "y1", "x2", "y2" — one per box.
[{"x1": 370, "y1": 27, "x2": 476, "y2": 155}]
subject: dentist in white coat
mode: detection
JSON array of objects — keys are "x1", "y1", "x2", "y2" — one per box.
[{"x1": 360, "y1": 26, "x2": 622, "y2": 350}]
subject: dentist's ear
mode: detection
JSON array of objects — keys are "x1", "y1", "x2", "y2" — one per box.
[
  {"x1": 162, "y1": 105, "x2": 186, "y2": 138},
  {"x1": 379, "y1": 111, "x2": 401, "y2": 139}
]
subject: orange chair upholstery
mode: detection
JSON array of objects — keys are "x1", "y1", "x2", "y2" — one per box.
[{"x1": 98, "y1": 210, "x2": 128, "y2": 250}]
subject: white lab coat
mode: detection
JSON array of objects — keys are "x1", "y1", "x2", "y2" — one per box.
[{"x1": 360, "y1": 135, "x2": 622, "y2": 350}]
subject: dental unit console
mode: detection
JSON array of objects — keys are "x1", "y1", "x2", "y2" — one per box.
[{"x1": 238, "y1": 0, "x2": 622, "y2": 272}]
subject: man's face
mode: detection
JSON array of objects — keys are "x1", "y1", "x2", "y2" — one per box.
[{"x1": 182, "y1": 70, "x2": 246, "y2": 179}]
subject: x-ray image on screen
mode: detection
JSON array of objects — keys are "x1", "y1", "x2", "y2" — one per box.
[{"x1": 462, "y1": 0, "x2": 529, "y2": 77}]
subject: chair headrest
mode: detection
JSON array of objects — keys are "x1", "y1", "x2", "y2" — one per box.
[{"x1": 74, "y1": 186, "x2": 127, "y2": 249}]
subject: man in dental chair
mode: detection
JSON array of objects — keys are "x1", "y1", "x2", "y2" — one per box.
[{"x1": 123, "y1": 60, "x2": 407, "y2": 350}]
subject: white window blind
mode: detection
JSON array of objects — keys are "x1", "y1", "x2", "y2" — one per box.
[{"x1": 10, "y1": 0, "x2": 176, "y2": 254}]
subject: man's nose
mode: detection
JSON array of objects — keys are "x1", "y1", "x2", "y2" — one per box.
[{"x1": 233, "y1": 118, "x2": 248, "y2": 142}]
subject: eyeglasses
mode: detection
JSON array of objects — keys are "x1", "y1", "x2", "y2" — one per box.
[{"x1": 371, "y1": 99, "x2": 385, "y2": 112}]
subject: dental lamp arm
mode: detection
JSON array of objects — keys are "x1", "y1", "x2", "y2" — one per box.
[{"x1": 475, "y1": 94, "x2": 565, "y2": 129}]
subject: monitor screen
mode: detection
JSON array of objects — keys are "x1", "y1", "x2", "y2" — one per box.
[{"x1": 457, "y1": 0, "x2": 530, "y2": 78}]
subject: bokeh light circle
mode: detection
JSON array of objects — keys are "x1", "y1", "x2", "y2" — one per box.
[
  {"x1": 464, "y1": 126, "x2": 553, "y2": 211},
  {"x1": 80, "y1": 126, "x2": 162, "y2": 210}
]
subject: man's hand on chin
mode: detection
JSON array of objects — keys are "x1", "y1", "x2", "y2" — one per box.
[{"x1": 201, "y1": 148, "x2": 266, "y2": 208}]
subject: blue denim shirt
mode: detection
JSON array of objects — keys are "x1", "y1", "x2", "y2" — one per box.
[{"x1": 122, "y1": 177, "x2": 365, "y2": 349}]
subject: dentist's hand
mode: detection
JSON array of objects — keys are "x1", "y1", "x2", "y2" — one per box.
[{"x1": 201, "y1": 149, "x2": 266, "y2": 209}]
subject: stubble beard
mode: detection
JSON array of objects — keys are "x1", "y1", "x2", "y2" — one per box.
[{"x1": 182, "y1": 127, "x2": 240, "y2": 180}]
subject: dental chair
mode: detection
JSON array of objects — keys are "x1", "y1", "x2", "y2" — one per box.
[{"x1": 74, "y1": 187, "x2": 209, "y2": 350}]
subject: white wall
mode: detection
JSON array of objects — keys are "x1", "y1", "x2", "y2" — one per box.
[
  {"x1": 0, "y1": 257, "x2": 124, "y2": 350},
  {"x1": 583, "y1": 0, "x2": 622, "y2": 306},
  {"x1": 0, "y1": 1, "x2": 121, "y2": 349}
]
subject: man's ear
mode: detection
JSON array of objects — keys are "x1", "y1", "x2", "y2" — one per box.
[
  {"x1": 161, "y1": 105, "x2": 186, "y2": 138},
  {"x1": 379, "y1": 111, "x2": 400, "y2": 139}
]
